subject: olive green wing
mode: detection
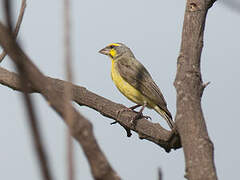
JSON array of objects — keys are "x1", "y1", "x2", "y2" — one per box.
[{"x1": 116, "y1": 56, "x2": 170, "y2": 115}]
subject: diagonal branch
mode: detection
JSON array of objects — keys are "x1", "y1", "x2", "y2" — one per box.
[
  {"x1": 0, "y1": 22, "x2": 120, "y2": 180},
  {"x1": 0, "y1": 66, "x2": 181, "y2": 152},
  {"x1": 3, "y1": 0, "x2": 52, "y2": 180},
  {"x1": 0, "y1": 0, "x2": 26, "y2": 63}
]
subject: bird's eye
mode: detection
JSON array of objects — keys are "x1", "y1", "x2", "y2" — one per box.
[{"x1": 109, "y1": 45, "x2": 115, "y2": 49}]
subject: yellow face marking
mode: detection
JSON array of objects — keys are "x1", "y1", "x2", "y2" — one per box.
[
  {"x1": 109, "y1": 49, "x2": 117, "y2": 58},
  {"x1": 105, "y1": 43, "x2": 121, "y2": 58}
]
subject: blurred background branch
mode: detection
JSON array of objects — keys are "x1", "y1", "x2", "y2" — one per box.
[
  {"x1": 63, "y1": 0, "x2": 75, "y2": 180},
  {"x1": 0, "y1": 19, "x2": 120, "y2": 180},
  {"x1": 0, "y1": 0, "x2": 26, "y2": 63},
  {"x1": 2, "y1": 0, "x2": 53, "y2": 180}
]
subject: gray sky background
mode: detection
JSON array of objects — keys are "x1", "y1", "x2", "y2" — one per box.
[{"x1": 0, "y1": 0, "x2": 239, "y2": 179}]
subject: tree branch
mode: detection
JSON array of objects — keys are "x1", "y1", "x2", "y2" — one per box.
[
  {"x1": 3, "y1": 1, "x2": 53, "y2": 180},
  {"x1": 0, "y1": 0, "x2": 26, "y2": 63},
  {"x1": 0, "y1": 23, "x2": 120, "y2": 180},
  {"x1": 174, "y1": 0, "x2": 217, "y2": 179},
  {"x1": 0, "y1": 66, "x2": 181, "y2": 152},
  {"x1": 63, "y1": 0, "x2": 75, "y2": 179}
]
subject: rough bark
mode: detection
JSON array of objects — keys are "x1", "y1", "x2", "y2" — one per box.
[
  {"x1": 174, "y1": 0, "x2": 217, "y2": 179},
  {"x1": 0, "y1": 66, "x2": 181, "y2": 152}
]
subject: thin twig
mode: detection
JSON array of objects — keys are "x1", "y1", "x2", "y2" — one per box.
[
  {"x1": 63, "y1": 0, "x2": 75, "y2": 180},
  {"x1": 0, "y1": 0, "x2": 26, "y2": 63},
  {"x1": 2, "y1": 1, "x2": 53, "y2": 180},
  {"x1": 202, "y1": 81, "x2": 211, "y2": 89}
]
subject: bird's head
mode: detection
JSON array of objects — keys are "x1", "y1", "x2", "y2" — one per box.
[{"x1": 99, "y1": 43, "x2": 134, "y2": 59}]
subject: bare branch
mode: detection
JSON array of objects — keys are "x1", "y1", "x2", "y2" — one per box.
[
  {"x1": 174, "y1": 0, "x2": 217, "y2": 179},
  {"x1": 63, "y1": 0, "x2": 75, "y2": 179},
  {"x1": 3, "y1": 0, "x2": 53, "y2": 180},
  {"x1": 0, "y1": 22, "x2": 120, "y2": 180},
  {"x1": 0, "y1": 66, "x2": 181, "y2": 152},
  {"x1": 0, "y1": 0, "x2": 26, "y2": 63},
  {"x1": 3, "y1": 0, "x2": 13, "y2": 31}
]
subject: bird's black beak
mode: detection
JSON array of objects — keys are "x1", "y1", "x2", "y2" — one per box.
[{"x1": 98, "y1": 46, "x2": 110, "y2": 55}]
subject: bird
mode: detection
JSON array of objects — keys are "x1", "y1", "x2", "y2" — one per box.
[{"x1": 99, "y1": 43, "x2": 174, "y2": 129}]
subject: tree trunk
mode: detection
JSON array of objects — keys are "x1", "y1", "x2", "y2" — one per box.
[{"x1": 174, "y1": 0, "x2": 217, "y2": 179}]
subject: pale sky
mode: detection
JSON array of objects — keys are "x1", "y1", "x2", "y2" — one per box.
[{"x1": 0, "y1": 0, "x2": 239, "y2": 179}]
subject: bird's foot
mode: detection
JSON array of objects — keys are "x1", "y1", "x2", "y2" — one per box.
[
  {"x1": 128, "y1": 104, "x2": 141, "y2": 112},
  {"x1": 130, "y1": 112, "x2": 152, "y2": 127},
  {"x1": 116, "y1": 106, "x2": 140, "y2": 119},
  {"x1": 112, "y1": 108, "x2": 130, "y2": 126},
  {"x1": 117, "y1": 107, "x2": 133, "y2": 116},
  {"x1": 116, "y1": 105, "x2": 151, "y2": 128}
]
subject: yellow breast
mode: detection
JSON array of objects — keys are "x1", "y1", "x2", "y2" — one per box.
[{"x1": 111, "y1": 59, "x2": 150, "y2": 106}]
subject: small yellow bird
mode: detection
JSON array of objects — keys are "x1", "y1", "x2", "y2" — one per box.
[{"x1": 99, "y1": 43, "x2": 174, "y2": 129}]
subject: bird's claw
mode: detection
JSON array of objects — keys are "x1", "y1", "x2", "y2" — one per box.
[
  {"x1": 130, "y1": 113, "x2": 152, "y2": 127},
  {"x1": 117, "y1": 107, "x2": 133, "y2": 118},
  {"x1": 117, "y1": 106, "x2": 151, "y2": 127}
]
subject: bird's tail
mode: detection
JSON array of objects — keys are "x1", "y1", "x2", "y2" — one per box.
[{"x1": 154, "y1": 106, "x2": 175, "y2": 130}]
